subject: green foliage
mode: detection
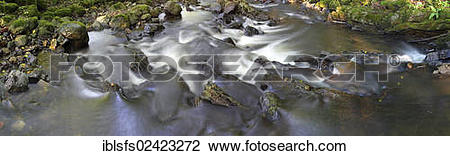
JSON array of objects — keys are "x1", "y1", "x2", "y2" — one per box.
[
  {"x1": 37, "y1": 20, "x2": 56, "y2": 36},
  {"x1": 68, "y1": 4, "x2": 86, "y2": 17},
  {"x1": 0, "y1": 15, "x2": 16, "y2": 26},
  {"x1": 110, "y1": 2, "x2": 126, "y2": 11},
  {"x1": 18, "y1": 5, "x2": 40, "y2": 17},
  {"x1": 54, "y1": 8, "x2": 73, "y2": 17},
  {"x1": 10, "y1": 17, "x2": 38, "y2": 34},
  {"x1": 0, "y1": 2, "x2": 19, "y2": 14}
]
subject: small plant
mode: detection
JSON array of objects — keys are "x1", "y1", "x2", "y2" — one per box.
[{"x1": 428, "y1": 5, "x2": 441, "y2": 20}]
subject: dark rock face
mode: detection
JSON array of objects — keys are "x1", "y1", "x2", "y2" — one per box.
[
  {"x1": 425, "y1": 49, "x2": 450, "y2": 66},
  {"x1": 59, "y1": 22, "x2": 89, "y2": 52},
  {"x1": 259, "y1": 92, "x2": 281, "y2": 121},
  {"x1": 244, "y1": 26, "x2": 261, "y2": 36},
  {"x1": 5, "y1": 70, "x2": 29, "y2": 93}
]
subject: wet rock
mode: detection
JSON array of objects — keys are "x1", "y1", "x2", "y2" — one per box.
[
  {"x1": 59, "y1": 22, "x2": 89, "y2": 52},
  {"x1": 244, "y1": 26, "x2": 261, "y2": 36},
  {"x1": 425, "y1": 49, "x2": 450, "y2": 66},
  {"x1": 0, "y1": 82, "x2": 7, "y2": 100},
  {"x1": 223, "y1": 1, "x2": 237, "y2": 14},
  {"x1": 222, "y1": 37, "x2": 235, "y2": 46},
  {"x1": 201, "y1": 82, "x2": 241, "y2": 107},
  {"x1": 11, "y1": 120, "x2": 25, "y2": 131},
  {"x1": 1, "y1": 99, "x2": 15, "y2": 110},
  {"x1": 164, "y1": 1, "x2": 182, "y2": 17},
  {"x1": 14, "y1": 35, "x2": 28, "y2": 47},
  {"x1": 9, "y1": 17, "x2": 38, "y2": 34},
  {"x1": 433, "y1": 63, "x2": 450, "y2": 79},
  {"x1": 259, "y1": 92, "x2": 281, "y2": 121},
  {"x1": 5, "y1": 70, "x2": 29, "y2": 93},
  {"x1": 144, "y1": 23, "x2": 164, "y2": 35},
  {"x1": 91, "y1": 16, "x2": 109, "y2": 31}
]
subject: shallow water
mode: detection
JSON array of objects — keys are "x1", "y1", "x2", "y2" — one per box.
[{"x1": 0, "y1": 3, "x2": 449, "y2": 135}]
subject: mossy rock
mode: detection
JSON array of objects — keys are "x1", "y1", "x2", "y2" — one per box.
[
  {"x1": 0, "y1": 2, "x2": 19, "y2": 14},
  {"x1": 109, "y1": 13, "x2": 130, "y2": 30},
  {"x1": 0, "y1": 15, "x2": 16, "y2": 26},
  {"x1": 14, "y1": 35, "x2": 28, "y2": 47},
  {"x1": 390, "y1": 19, "x2": 450, "y2": 32},
  {"x1": 131, "y1": 4, "x2": 151, "y2": 16},
  {"x1": 110, "y1": 2, "x2": 126, "y2": 11},
  {"x1": 9, "y1": 17, "x2": 38, "y2": 34},
  {"x1": 201, "y1": 82, "x2": 241, "y2": 107},
  {"x1": 37, "y1": 50, "x2": 51, "y2": 72},
  {"x1": 149, "y1": 7, "x2": 161, "y2": 17},
  {"x1": 38, "y1": 20, "x2": 56, "y2": 37},
  {"x1": 59, "y1": 21, "x2": 89, "y2": 52},
  {"x1": 136, "y1": 0, "x2": 153, "y2": 5},
  {"x1": 259, "y1": 92, "x2": 281, "y2": 121},
  {"x1": 68, "y1": 4, "x2": 86, "y2": 17},
  {"x1": 54, "y1": 8, "x2": 73, "y2": 17},
  {"x1": 18, "y1": 5, "x2": 40, "y2": 17},
  {"x1": 164, "y1": 1, "x2": 182, "y2": 17}
]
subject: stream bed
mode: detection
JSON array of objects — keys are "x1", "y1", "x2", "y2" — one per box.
[{"x1": 0, "y1": 2, "x2": 449, "y2": 135}]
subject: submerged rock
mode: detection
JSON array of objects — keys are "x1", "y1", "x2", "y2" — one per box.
[
  {"x1": 59, "y1": 22, "x2": 89, "y2": 52},
  {"x1": 244, "y1": 26, "x2": 261, "y2": 36},
  {"x1": 201, "y1": 82, "x2": 240, "y2": 107},
  {"x1": 11, "y1": 120, "x2": 26, "y2": 131},
  {"x1": 259, "y1": 92, "x2": 281, "y2": 121},
  {"x1": 5, "y1": 70, "x2": 29, "y2": 93}
]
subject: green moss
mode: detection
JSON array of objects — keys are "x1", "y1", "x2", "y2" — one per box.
[
  {"x1": 201, "y1": 82, "x2": 241, "y2": 107},
  {"x1": 390, "y1": 19, "x2": 450, "y2": 31},
  {"x1": 262, "y1": 92, "x2": 281, "y2": 117},
  {"x1": 69, "y1": 4, "x2": 86, "y2": 17},
  {"x1": 38, "y1": 20, "x2": 56, "y2": 37},
  {"x1": 110, "y1": 2, "x2": 126, "y2": 11},
  {"x1": 61, "y1": 20, "x2": 86, "y2": 28},
  {"x1": 0, "y1": 15, "x2": 16, "y2": 26},
  {"x1": 149, "y1": 7, "x2": 161, "y2": 17},
  {"x1": 54, "y1": 8, "x2": 72, "y2": 17},
  {"x1": 9, "y1": 17, "x2": 38, "y2": 34},
  {"x1": 130, "y1": 4, "x2": 151, "y2": 16},
  {"x1": 109, "y1": 13, "x2": 130, "y2": 29},
  {"x1": 18, "y1": 5, "x2": 40, "y2": 17},
  {"x1": 1, "y1": 2, "x2": 19, "y2": 14}
]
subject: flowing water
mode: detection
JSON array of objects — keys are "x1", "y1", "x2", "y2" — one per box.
[{"x1": 1, "y1": 2, "x2": 449, "y2": 135}]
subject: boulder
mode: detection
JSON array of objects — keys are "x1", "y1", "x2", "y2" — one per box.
[
  {"x1": 259, "y1": 92, "x2": 281, "y2": 121},
  {"x1": 14, "y1": 35, "x2": 28, "y2": 47},
  {"x1": 5, "y1": 70, "x2": 29, "y2": 93},
  {"x1": 59, "y1": 22, "x2": 89, "y2": 52},
  {"x1": 433, "y1": 63, "x2": 450, "y2": 79},
  {"x1": 164, "y1": 1, "x2": 182, "y2": 17},
  {"x1": 109, "y1": 14, "x2": 130, "y2": 30},
  {"x1": 223, "y1": 1, "x2": 237, "y2": 14},
  {"x1": 244, "y1": 26, "x2": 261, "y2": 36}
]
